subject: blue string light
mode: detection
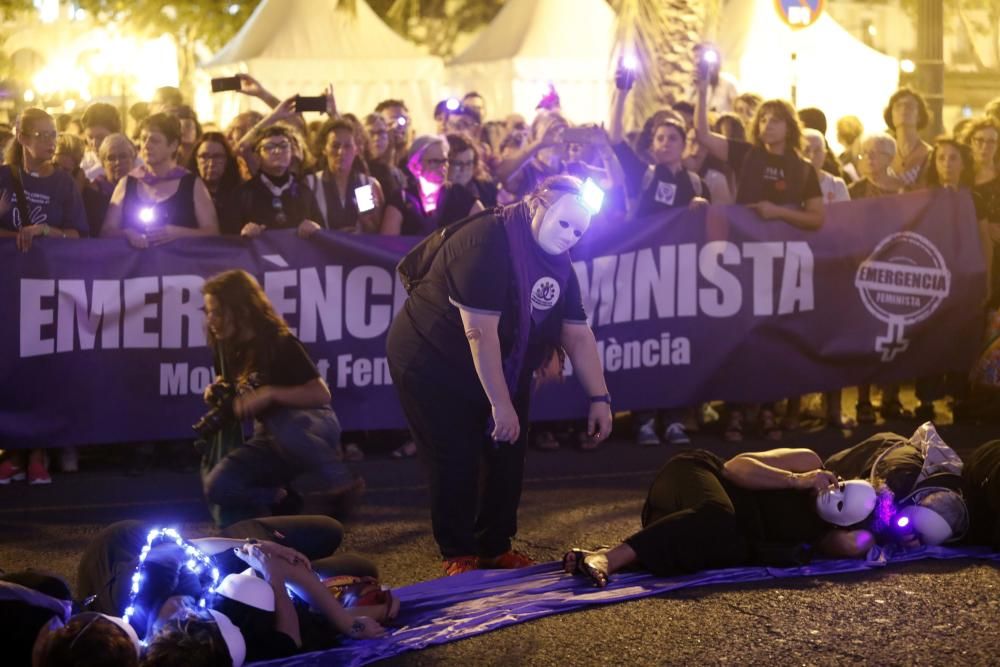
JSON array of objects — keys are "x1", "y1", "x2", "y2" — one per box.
[{"x1": 121, "y1": 527, "x2": 221, "y2": 645}]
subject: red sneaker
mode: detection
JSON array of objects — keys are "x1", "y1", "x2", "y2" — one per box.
[
  {"x1": 27, "y1": 462, "x2": 51, "y2": 485},
  {"x1": 479, "y1": 550, "x2": 536, "y2": 569},
  {"x1": 0, "y1": 460, "x2": 25, "y2": 484},
  {"x1": 443, "y1": 556, "x2": 479, "y2": 577}
]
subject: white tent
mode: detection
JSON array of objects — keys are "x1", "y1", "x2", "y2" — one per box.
[
  {"x1": 719, "y1": 0, "x2": 899, "y2": 147},
  {"x1": 446, "y1": 0, "x2": 616, "y2": 125},
  {"x1": 200, "y1": 0, "x2": 444, "y2": 132}
]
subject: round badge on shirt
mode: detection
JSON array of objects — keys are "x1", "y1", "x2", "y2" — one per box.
[{"x1": 530, "y1": 277, "x2": 560, "y2": 310}]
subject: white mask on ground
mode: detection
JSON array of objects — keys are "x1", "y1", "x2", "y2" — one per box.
[
  {"x1": 815, "y1": 479, "x2": 877, "y2": 526},
  {"x1": 534, "y1": 194, "x2": 592, "y2": 255}
]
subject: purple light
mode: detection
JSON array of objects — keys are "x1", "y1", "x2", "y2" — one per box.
[
  {"x1": 139, "y1": 207, "x2": 155, "y2": 225},
  {"x1": 445, "y1": 97, "x2": 460, "y2": 111},
  {"x1": 897, "y1": 516, "x2": 910, "y2": 528}
]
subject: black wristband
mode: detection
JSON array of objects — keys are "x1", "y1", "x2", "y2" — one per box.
[{"x1": 589, "y1": 394, "x2": 611, "y2": 404}]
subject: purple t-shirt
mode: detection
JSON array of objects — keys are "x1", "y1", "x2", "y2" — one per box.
[{"x1": 0, "y1": 166, "x2": 88, "y2": 235}]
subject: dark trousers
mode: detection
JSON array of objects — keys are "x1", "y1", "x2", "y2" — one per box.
[
  {"x1": 963, "y1": 439, "x2": 1000, "y2": 549},
  {"x1": 389, "y1": 361, "x2": 528, "y2": 560},
  {"x1": 203, "y1": 407, "x2": 352, "y2": 519},
  {"x1": 625, "y1": 452, "x2": 749, "y2": 576},
  {"x1": 77, "y1": 516, "x2": 376, "y2": 615}
]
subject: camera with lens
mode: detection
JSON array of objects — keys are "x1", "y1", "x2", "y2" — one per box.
[{"x1": 192, "y1": 373, "x2": 261, "y2": 439}]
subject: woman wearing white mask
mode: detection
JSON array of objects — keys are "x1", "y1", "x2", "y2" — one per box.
[
  {"x1": 564, "y1": 447, "x2": 880, "y2": 587},
  {"x1": 387, "y1": 175, "x2": 612, "y2": 577}
]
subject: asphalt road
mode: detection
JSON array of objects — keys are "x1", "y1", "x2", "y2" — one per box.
[{"x1": 2, "y1": 410, "x2": 999, "y2": 666}]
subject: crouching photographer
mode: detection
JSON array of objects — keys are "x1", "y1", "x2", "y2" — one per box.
[{"x1": 199, "y1": 269, "x2": 358, "y2": 526}]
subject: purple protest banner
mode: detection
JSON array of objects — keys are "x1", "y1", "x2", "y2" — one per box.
[
  {"x1": 533, "y1": 188, "x2": 988, "y2": 417},
  {"x1": 0, "y1": 189, "x2": 987, "y2": 448}
]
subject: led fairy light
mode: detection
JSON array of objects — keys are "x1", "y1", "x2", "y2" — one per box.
[{"x1": 121, "y1": 527, "x2": 221, "y2": 644}]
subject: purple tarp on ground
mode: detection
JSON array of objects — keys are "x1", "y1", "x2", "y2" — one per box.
[
  {"x1": 0, "y1": 189, "x2": 986, "y2": 447},
  {"x1": 254, "y1": 546, "x2": 1000, "y2": 666}
]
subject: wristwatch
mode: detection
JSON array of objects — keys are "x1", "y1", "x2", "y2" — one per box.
[{"x1": 589, "y1": 393, "x2": 611, "y2": 404}]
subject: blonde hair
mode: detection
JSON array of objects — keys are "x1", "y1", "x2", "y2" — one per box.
[{"x1": 5, "y1": 107, "x2": 53, "y2": 167}]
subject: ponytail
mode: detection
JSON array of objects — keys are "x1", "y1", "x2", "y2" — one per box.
[{"x1": 5, "y1": 107, "x2": 53, "y2": 168}]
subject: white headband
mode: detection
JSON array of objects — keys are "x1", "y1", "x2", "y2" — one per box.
[{"x1": 207, "y1": 609, "x2": 246, "y2": 667}]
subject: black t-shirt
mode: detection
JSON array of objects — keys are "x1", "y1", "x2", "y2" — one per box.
[
  {"x1": 211, "y1": 597, "x2": 300, "y2": 662},
  {"x1": 636, "y1": 164, "x2": 710, "y2": 217},
  {"x1": 727, "y1": 139, "x2": 821, "y2": 206},
  {"x1": 235, "y1": 173, "x2": 322, "y2": 230},
  {"x1": 215, "y1": 333, "x2": 320, "y2": 387},
  {"x1": 390, "y1": 215, "x2": 587, "y2": 393},
  {"x1": 613, "y1": 141, "x2": 648, "y2": 199},
  {"x1": 973, "y1": 176, "x2": 1000, "y2": 224}
]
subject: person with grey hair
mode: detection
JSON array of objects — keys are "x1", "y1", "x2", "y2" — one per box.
[
  {"x1": 379, "y1": 134, "x2": 483, "y2": 236},
  {"x1": 847, "y1": 132, "x2": 903, "y2": 424},
  {"x1": 84, "y1": 133, "x2": 136, "y2": 236},
  {"x1": 848, "y1": 133, "x2": 901, "y2": 200}
]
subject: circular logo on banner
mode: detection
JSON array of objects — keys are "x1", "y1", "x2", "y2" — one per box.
[
  {"x1": 530, "y1": 277, "x2": 560, "y2": 311},
  {"x1": 854, "y1": 232, "x2": 951, "y2": 362},
  {"x1": 855, "y1": 232, "x2": 950, "y2": 326},
  {"x1": 774, "y1": 0, "x2": 825, "y2": 29}
]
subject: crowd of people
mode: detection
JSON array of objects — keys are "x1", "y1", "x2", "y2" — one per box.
[
  {"x1": 0, "y1": 49, "x2": 998, "y2": 481},
  {"x1": 2, "y1": 42, "x2": 1000, "y2": 667}
]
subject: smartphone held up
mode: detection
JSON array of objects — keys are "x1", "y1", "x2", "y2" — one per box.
[
  {"x1": 355, "y1": 184, "x2": 376, "y2": 213},
  {"x1": 210, "y1": 76, "x2": 241, "y2": 93}
]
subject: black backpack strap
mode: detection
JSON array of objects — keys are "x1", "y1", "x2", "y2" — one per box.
[
  {"x1": 9, "y1": 165, "x2": 33, "y2": 229},
  {"x1": 396, "y1": 206, "x2": 499, "y2": 293}
]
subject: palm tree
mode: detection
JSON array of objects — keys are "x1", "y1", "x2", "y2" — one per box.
[{"x1": 611, "y1": 0, "x2": 710, "y2": 131}]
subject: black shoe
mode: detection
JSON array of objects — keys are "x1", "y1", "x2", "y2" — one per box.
[{"x1": 914, "y1": 403, "x2": 935, "y2": 422}]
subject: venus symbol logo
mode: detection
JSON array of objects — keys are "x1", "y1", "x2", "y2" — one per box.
[
  {"x1": 854, "y1": 232, "x2": 951, "y2": 362},
  {"x1": 530, "y1": 277, "x2": 560, "y2": 311}
]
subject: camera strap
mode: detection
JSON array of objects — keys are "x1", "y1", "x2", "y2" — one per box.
[{"x1": 9, "y1": 164, "x2": 33, "y2": 230}]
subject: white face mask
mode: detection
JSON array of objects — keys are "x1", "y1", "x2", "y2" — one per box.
[
  {"x1": 815, "y1": 479, "x2": 877, "y2": 526},
  {"x1": 534, "y1": 194, "x2": 592, "y2": 255}
]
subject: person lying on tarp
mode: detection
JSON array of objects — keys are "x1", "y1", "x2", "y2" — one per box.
[
  {"x1": 563, "y1": 447, "x2": 881, "y2": 587},
  {"x1": 962, "y1": 439, "x2": 1000, "y2": 550},
  {"x1": 0, "y1": 569, "x2": 140, "y2": 667},
  {"x1": 77, "y1": 517, "x2": 394, "y2": 666},
  {"x1": 823, "y1": 422, "x2": 970, "y2": 549}
]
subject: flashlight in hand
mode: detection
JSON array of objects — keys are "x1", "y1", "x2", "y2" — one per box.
[
  {"x1": 697, "y1": 47, "x2": 719, "y2": 83},
  {"x1": 616, "y1": 54, "x2": 638, "y2": 91}
]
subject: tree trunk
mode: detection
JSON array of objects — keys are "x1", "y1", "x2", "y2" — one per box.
[{"x1": 612, "y1": 0, "x2": 707, "y2": 132}]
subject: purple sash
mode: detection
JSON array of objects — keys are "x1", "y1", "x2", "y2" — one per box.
[{"x1": 499, "y1": 201, "x2": 573, "y2": 397}]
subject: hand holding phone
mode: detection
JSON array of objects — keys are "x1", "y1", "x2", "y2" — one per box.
[
  {"x1": 355, "y1": 184, "x2": 376, "y2": 213},
  {"x1": 562, "y1": 127, "x2": 600, "y2": 146},
  {"x1": 295, "y1": 95, "x2": 327, "y2": 113},
  {"x1": 211, "y1": 76, "x2": 241, "y2": 93}
]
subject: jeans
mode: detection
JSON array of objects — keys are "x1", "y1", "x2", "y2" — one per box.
[{"x1": 203, "y1": 407, "x2": 353, "y2": 520}]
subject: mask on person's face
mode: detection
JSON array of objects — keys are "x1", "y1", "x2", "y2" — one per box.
[
  {"x1": 534, "y1": 194, "x2": 592, "y2": 255},
  {"x1": 815, "y1": 480, "x2": 876, "y2": 526}
]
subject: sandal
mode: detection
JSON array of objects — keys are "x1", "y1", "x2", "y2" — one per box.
[
  {"x1": 344, "y1": 443, "x2": 364, "y2": 462},
  {"x1": 391, "y1": 440, "x2": 417, "y2": 458},
  {"x1": 856, "y1": 401, "x2": 876, "y2": 425},
  {"x1": 723, "y1": 411, "x2": 744, "y2": 442},
  {"x1": 532, "y1": 430, "x2": 560, "y2": 451},
  {"x1": 760, "y1": 409, "x2": 783, "y2": 441},
  {"x1": 562, "y1": 549, "x2": 609, "y2": 587}
]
